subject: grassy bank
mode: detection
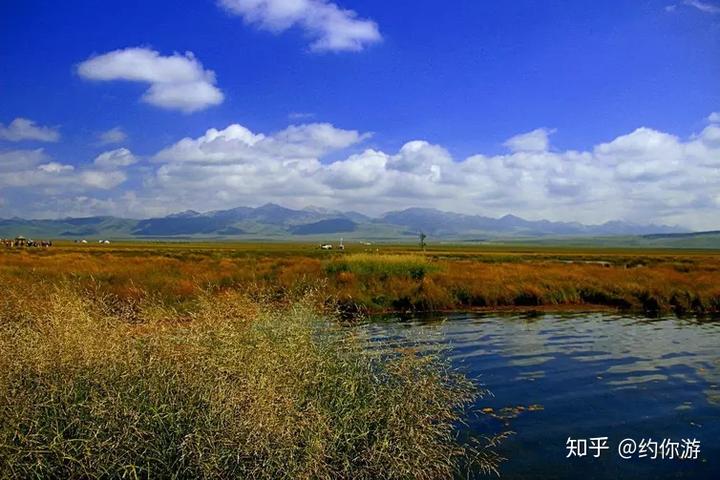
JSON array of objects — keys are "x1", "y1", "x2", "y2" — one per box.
[
  {"x1": 1, "y1": 243, "x2": 718, "y2": 315},
  {"x1": 0, "y1": 284, "x2": 499, "y2": 479}
]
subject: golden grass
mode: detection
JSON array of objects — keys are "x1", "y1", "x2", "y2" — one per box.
[
  {"x1": 1, "y1": 242, "x2": 717, "y2": 477},
  {"x1": 0, "y1": 283, "x2": 499, "y2": 479},
  {"x1": 1, "y1": 244, "x2": 719, "y2": 315}
]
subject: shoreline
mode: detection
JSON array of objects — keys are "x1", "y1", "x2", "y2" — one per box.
[{"x1": 353, "y1": 303, "x2": 720, "y2": 319}]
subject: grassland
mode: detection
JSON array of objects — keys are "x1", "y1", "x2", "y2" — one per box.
[
  {"x1": 1, "y1": 241, "x2": 718, "y2": 316},
  {"x1": 1, "y1": 241, "x2": 718, "y2": 477}
]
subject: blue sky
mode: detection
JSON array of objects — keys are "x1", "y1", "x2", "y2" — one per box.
[{"x1": 1, "y1": 0, "x2": 719, "y2": 228}]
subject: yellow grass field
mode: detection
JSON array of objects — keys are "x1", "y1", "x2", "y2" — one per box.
[
  {"x1": 1, "y1": 241, "x2": 718, "y2": 478},
  {"x1": 2, "y1": 241, "x2": 719, "y2": 316}
]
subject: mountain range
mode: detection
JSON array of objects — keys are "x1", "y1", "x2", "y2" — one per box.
[{"x1": 0, "y1": 204, "x2": 691, "y2": 241}]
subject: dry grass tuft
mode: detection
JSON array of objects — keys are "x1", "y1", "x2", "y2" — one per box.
[{"x1": 0, "y1": 282, "x2": 498, "y2": 479}]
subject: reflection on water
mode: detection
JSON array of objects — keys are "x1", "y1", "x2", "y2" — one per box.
[{"x1": 359, "y1": 313, "x2": 720, "y2": 479}]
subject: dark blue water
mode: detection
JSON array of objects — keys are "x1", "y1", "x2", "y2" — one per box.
[{"x1": 361, "y1": 313, "x2": 720, "y2": 479}]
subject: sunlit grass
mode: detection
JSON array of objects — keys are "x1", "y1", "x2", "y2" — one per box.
[
  {"x1": 326, "y1": 253, "x2": 439, "y2": 279},
  {"x1": 1, "y1": 242, "x2": 717, "y2": 477},
  {"x1": 1, "y1": 243, "x2": 718, "y2": 315},
  {"x1": 0, "y1": 284, "x2": 500, "y2": 479}
]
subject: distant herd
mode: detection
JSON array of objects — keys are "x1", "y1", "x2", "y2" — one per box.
[
  {"x1": 1, "y1": 237, "x2": 53, "y2": 248},
  {"x1": 1, "y1": 237, "x2": 115, "y2": 248}
]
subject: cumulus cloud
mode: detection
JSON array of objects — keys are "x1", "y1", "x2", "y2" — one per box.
[
  {"x1": 0, "y1": 148, "x2": 127, "y2": 192},
  {"x1": 0, "y1": 118, "x2": 60, "y2": 142},
  {"x1": 218, "y1": 0, "x2": 381, "y2": 52},
  {"x1": 94, "y1": 148, "x2": 138, "y2": 168},
  {"x1": 594, "y1": 128, "x2": 687, "y2": 181},
  {"x1": 98, "y1": 127, "x2": 127, "y2": 145},
  {"x1": 77, "y1": 48, "x2": 224, "y2": 113},
  {"x1": 322, "y1": 149, "x2": 388, "y2": 189},
  {"x1": 3, "y1": 117, "x2": 720, "y2": 230},
  {"x1": 136, "y1": 118, "x2": 720, "y2": 230},
  {"x1": 37, "y1": 162, "x2": 74, "y2": 173},
  {"x1": 153, "y1": 122, "x2": 367, "y2": 164},
  {"x1": 709, "y1": 112, "x2": 720, "y2": 123},
  {"x1": 0, "y1": 149, "x2": 49, "y2": 171},
  {"x1": 698, "y1": 124, "x2": 720, "y2": 148},
  {"x1": 78, "y1": 170, "x2": 127, "y2": 189}
]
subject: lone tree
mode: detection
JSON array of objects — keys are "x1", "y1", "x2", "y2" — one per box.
[{"x1": 419, "y1": 231, "x2": 427, "y2": 251}]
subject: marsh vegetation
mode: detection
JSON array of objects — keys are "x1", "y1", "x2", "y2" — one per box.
[
  {"x1": 1, "y1": 242, "x2": 718, "y2": 478},
  {"x1": 0, "y1": 283, "x2": 499, "y2": 478},
  {"x1": 1, "y1": 242, "x2": 717, "y2": 316}
]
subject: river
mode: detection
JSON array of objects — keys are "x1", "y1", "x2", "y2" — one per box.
[{"x1": 360, "y1": 312, "x2": 720, "y2": 479}]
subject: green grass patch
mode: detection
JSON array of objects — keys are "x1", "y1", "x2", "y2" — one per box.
[{"x1": 326, "y1": 253, "x2": 440, "y2": 280}]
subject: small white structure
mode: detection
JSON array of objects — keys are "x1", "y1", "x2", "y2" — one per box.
[
  {"x1": 80, "y1": 239, "x2": 88, "y2": 244},
  {"x1": 320, "y1": 244, "x2": 333, "y2": 250},
  {"x1": 102, "y1": 240, "x2": 111, "y2": 244},
  {"x1": 338, "y1": 238, "x2": 344, "y2": 250}
]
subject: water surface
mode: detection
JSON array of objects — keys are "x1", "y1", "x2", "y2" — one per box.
[{"x1": 361, "y1": 313, "x2": 720, "y2": 479}]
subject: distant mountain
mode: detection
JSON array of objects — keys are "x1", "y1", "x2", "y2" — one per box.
[
  {"x1": 133, "y1": 216, "x2": 245, "y2": 236},
  {"x1": 0, "y1": 216, "x2": 136, "y2": 238},
  {"x1": 380, "y1": 208, "x2": 496, "y2": 235},
  {"x1": 0, "y1": 204, "x2": 690, "y2": 240},
  {"x1": 379, "y1": 208, "x2": 685, "y2": 237},
  {"x1": 290, "y1": 218, "x2": 357, "y2": 235},
  {"x1": 132, "y1": 203, "x2": 333, "y2": 236},
  {"x1": 642, "y1": 230, "x2": 720, "y2": 239}
]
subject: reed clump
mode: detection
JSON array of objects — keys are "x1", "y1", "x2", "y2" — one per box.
[{"x1": 0, "y1": 282, "x2": 498, "y2": 479}]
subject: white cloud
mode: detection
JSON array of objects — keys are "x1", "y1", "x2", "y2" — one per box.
[
  {"x1": 702, "y1": 123, "x2": 720, "y2": 143},
  {"x1": 387, "y1": 141, "x2": 453, "y2": 176},
  {"x1": 153, "y1": 122, "x2": 367, "y2": 164},
  {"x1": 149, "y1": 123, "x2": 367, "y2": 203},
  {"x1": 594, "y1": 127, "x2": 684, "y2": 181},
  {"x1": 77, "y1": 48, "x2": 224, "y2": 113},
  {"x1": 322, "y1": 149, "x2": 388, "y2": 189},
  {"x1": 37, "y1": 162, "x2": 74, "y2": 173},
  {"x1": 94, "y1": 148, "x2": 138, "y2": 168},
  {"x1": 503, "y1": 128, "x2": 554, "y2": 153},
  {"x1": 0, "y1": 148, "x2": 49, "y2": 171},
  {"x1": 136, "y1": 118, "x2": 720, "y2": 230},
  {"x1": 3, "y1": 116, "x2": 720, "y2": 230},
  {"x1": 218, "y1": 0, "x2": 381, "y2": 52},
  {"x1": 98, "y1": 127, "x2": 127, "y2": 145},
  {"x1": 0, "y1": 149, "x2": 127, "y2": 192},
  {"x1": 79, "y1": 170, "x2": 127, "y2": 189},
  {"x1": 684, "y1": 0, "x2": 720, "y2": 14},
  {"x1": 709, "y1": 112, "x2": 720, "y2": 123},
  {"x1": 0, "y1": 118, "x2": 60, "y2": 142}
]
